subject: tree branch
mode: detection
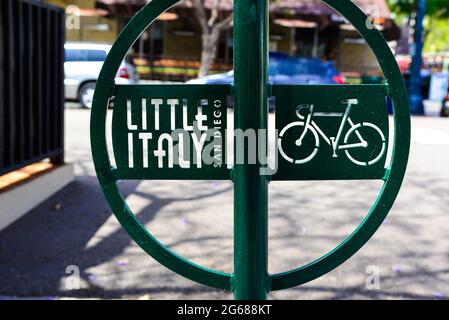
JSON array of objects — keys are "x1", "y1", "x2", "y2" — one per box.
[
  {"x1": 208, "y1": 0, "x2": 220, "y2": 27},
  {"x1": 215, "y1": 13, "x2": 233, "y2": 31},
  {"x1": 192, "y1": 0, "x2": 209, "y2": 34}
]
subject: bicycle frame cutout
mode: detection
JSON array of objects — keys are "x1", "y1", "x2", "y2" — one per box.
[{"x1": 278, "y1": 99, "x2": 387, "y2": 167}]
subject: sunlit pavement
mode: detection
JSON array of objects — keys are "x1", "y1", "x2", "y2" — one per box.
[{"x1": 0, "y1": 103, "x2": 448, "y2": 300}]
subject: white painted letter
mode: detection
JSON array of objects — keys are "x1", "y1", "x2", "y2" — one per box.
[
  {"x1": 139, "y1": 133, "x2": 152, "y2": 168},
  {"x1": 151, "y1": 99, "x2": 163, "y2": 131},
  {"x1": 167, "y1": 99, "x2": 179, "y2": 130},
  {"x1": 128, "y1": 133, "x2": 134, "y2": 168},
  {"x1": 141, "y1": 98, "x2": 148, "y2": 130},
  {"x1": 154, "y1": 133, "x2": 174, "y2": 168},
  {"x1": 127, "y1": 99, "x2": 137, "y2": 130},
  {"x1": 183, "y1": 99, "x2": 193, "y2": 131},
  {"x1": 196, "y1": 99, "x2": 208, "y2": 130},
  {"x1": 191, "y1": 133, "x2": 208, "y2": 168}
]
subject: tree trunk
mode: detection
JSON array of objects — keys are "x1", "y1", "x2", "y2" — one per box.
[{"x1": 198, "y1": 29, "x2": 220, "y2": 78}]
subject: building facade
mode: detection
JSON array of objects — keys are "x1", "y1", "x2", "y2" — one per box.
[
  {"x1": 47, "y1": 0, "x2": 400, "y2": 80},
  {"x1": 44, "y1": 0, "x2": 119, "y2": 43}
]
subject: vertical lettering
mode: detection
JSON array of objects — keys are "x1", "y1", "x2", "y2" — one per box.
[
  {"x1": 154, "y1": 134, "x2": 174, "y2": 168},
  {"x1": 128, "y1": 132, "x2": 134, "y2": 168},
  {"x1": 141, "y1": 98, "x2": 148, "y2": 131},
  {"x1": 167, "y1": 99, "x2": 179, "y2": 130},
  {"x1": 151, "y1": 98, "x2": 163, "y2": 131},
  {"x1": 191, "y1": 133, "x2": 208, "y2": 169},
  {"x1": 178, "y1": 133, "x2": 191, "y2": 169},
  {"x1": 183, "y1": 99, "x2": 193, "y2": 131},
  {"x1": 196, "y1": 99, "x2": 208, "y2": 131},
  {"x1": 139, "y1": 133, "x2": 152, "y2": 168},
  {"x1": 127, "y1": 99, "x2": 137, "y2": 130}
]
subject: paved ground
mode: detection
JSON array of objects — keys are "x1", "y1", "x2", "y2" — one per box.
[{"x1": 0, "y1": 103, "x2": 448, "y2": 300}]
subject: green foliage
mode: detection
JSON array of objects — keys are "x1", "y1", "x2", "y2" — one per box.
[
  {"x1": 387, "y1": 0, "x2": 449, "y2": 17},
  {"x1": 387, "y1": 0, "x2": 449, "y2": 52},
  {"x1": 424, "y1": 19, "x2": 449, "y2": 52}
]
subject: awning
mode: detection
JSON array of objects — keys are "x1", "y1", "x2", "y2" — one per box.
[
  {"x1": 96, "y1": 0, "x2": 178, "y2": 19},
  {"x1": 269, "y1": 0, "x2": 391, "y2": 19},
  {"x1": 96, "y1": 0, "x2": 392, "y2": 19},
  {"x1": 274, "y1": 19, "x2": 318, "y2": 29},
  {"x1": 66, "y1": 7, "x2": 109, "y2": 17},
  {"x1": 95, "y1": 0, "x2": 397, "y2": 37}
]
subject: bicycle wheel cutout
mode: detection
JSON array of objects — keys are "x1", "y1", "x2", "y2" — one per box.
[
  {"x1": 278, "y1": 121, "x2": 320, "y2": 164},
  {"x1": 344, "y1": 122, "x2": 387, "y2": 166}
]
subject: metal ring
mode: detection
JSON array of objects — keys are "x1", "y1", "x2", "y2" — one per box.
[
  {"x1": 269, "y1": 0, "x2": 410, "y2": 291},
  {"x1": 90, "y1": 0, "x2": 232, "y2": 290},
  {"x1": 91, "y1": 0, "x2": 410, "y2": 293}
]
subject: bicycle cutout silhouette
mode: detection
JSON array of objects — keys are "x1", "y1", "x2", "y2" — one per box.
[{"x1": 278, "y1": 98, "x2": 387, "y2": 166}]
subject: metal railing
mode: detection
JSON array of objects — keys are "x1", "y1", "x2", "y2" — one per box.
[{"x1": 0, "y1": 0, "x2": 65, "y2": 176}]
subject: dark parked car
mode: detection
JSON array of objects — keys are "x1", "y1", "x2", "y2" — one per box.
[
  {"x1": 441, "y1": 84, "x2": 449, "y2": 117},
  {"x1": 187, "y1": 55, "x2": 345, "y2": 112},
  {"x1": 187, "y1": 55, "x2": 345, "y2": 86}
]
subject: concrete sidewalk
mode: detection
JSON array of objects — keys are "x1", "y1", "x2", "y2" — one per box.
[{"x1": 0, "y1": 108, "x2": 448, "y2": 300}]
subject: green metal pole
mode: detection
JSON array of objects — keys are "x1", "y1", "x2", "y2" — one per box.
[{"x1": 233, "y1": 0, "x2": 269, "y2": 300}]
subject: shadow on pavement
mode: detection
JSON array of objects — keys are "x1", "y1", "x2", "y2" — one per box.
[{"x1": 0, "y1": 174, "x2": 231, "y2": 298}]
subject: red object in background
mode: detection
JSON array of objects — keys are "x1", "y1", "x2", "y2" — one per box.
[
  {"x1": 118, "y1": 67, "x2": 130, "y2": 79},
  {"x1": 396, "y1": 55, "x2": 412, "y2": 74},
  {"x1": 332, "y1": 75, "x2": 346, "y2": 84}
]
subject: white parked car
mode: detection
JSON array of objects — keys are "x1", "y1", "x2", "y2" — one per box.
[{"x1": 64, "y1": 42, "x2": 138, "y2": 108}]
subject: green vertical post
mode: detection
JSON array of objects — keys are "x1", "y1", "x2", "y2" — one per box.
[{"x1": 233, "y1": 0, "x2": 269, "y2": 300}]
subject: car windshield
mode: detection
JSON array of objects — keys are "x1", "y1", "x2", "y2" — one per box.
[{"x1": 65, "y1": 49, "x2": 107, "y2": 62}]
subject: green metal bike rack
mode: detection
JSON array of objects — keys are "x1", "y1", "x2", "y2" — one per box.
[{"x1": 91, "y1": 0, "x2": 410, "y2": 300}]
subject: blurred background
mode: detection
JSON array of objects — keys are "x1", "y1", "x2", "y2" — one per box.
[{"x1": 58, "y1": 0, "x2": 449, "y2": 115}]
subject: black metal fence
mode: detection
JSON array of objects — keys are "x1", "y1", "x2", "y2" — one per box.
[{"x1": 0, "y1": 0, "x2": 65, "y2": 176}]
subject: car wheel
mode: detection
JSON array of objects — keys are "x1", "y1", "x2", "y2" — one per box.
[
  {"x1": 78, "y1": 82, "x2": 96, "y2": 109},
  {"x1": 441, "y1": 101, "x2": 449, "y2": 118}
]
